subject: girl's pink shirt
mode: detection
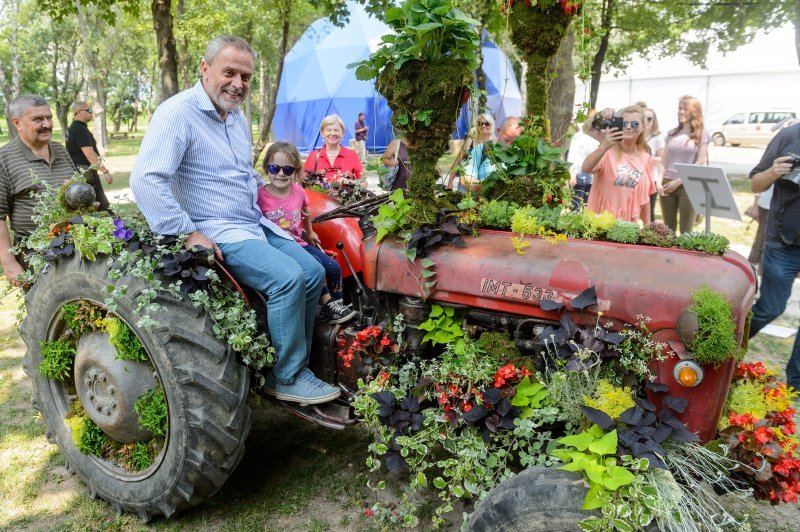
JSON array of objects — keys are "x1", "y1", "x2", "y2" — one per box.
[
  {"x1": 256, "y1": 182, "x2": 309, "y2": 246},
  {"x1": 587, "y1": 148, "x2": 655, "y2": 223}
]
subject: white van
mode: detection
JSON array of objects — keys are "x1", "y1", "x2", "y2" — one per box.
[{"x1": 711, "y1": 109, "x2": 797, "y2": 147}]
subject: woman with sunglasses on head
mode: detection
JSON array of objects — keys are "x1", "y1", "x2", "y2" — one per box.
[
  {"x1": 447, "y1": 113, "x2": 496, "y2": 190},
  {"x1": 303, "y1": 114, "x2": 364, "y2": 187},
  {"x1": 581, "y1": 105, "x2": 656, "y2": 223},
  {"x1": 260, "y1": 142, "x2": 356, "y2": 325},
  {"x1": 638, "y1": 104, "x2": 666, "y2": 218},
  {"x1": 660, "y1": 95, "x2": 709, "y2": 233}
]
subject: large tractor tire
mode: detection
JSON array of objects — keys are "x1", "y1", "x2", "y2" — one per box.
[
  {"x1": 469, "y1": 466, "x2": 596, "y2": 531},
  {"x1": 20, "y1": 254, "x2": 251, "y2": 521}
]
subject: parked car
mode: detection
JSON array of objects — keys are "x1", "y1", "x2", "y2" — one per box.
[{"x1": 711, "y1": 109, "x2": 797, "y2": 147}]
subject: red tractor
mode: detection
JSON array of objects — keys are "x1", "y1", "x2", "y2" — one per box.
[{"x1": 21, "y1": 188, "x2": 756, "y2": 523}]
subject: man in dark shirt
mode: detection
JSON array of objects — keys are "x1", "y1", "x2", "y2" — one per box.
[
  {"x1": 0, "y1": 95, "x2": 76, "y2": 285},
  {"x1": 748, "y1": 123, "x2": 800, "y2": 391},
  {"x1": 354, "y1": 112, "x2": 368, "y2": 164},
  {"x1": 66, "y1": 101, "x2": 112, "y2": 212}
]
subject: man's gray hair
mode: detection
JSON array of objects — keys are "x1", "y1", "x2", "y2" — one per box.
[
  {"x1": 204, "y1": 36, "x2": 255, "y2": 65},
  {"x1": 9, "y1": 95, "x2": 49, "y2": 119}
]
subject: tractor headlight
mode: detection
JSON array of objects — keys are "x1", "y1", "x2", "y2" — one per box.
[{"x1": 674, "y1": 360, "x2": 704, "y2": 387}]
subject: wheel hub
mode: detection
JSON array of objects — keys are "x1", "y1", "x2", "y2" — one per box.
[{"x1": 73, "y1": 331, "x2": 157, "y2": 443}]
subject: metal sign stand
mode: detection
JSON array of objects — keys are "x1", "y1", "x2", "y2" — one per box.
[{"x1": 675, "y1": 164, "x2": 741, "y2": 234}]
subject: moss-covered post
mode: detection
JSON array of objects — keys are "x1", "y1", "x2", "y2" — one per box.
[
  {"x1": 377, "y1": 60, "x2": 472, "y2": 218},
  {"x1": 508, "y1": 1, "x2": 575, "y2": 117}
]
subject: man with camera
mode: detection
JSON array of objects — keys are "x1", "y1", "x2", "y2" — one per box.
[{"x1": 748, "y1": 122, "x2": 800, "y2": 391}]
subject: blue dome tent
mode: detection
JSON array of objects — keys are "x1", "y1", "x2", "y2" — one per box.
[{"x1": 272, "y1": 2, "x2": 522, "y2": 153}]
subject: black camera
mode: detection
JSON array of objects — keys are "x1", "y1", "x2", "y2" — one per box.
[
  {"x1": 780, "y1": 152, "x2": 800, "y2": 188},
  {"x1": 591, "y1": 115, "x2": 624, "y2": 131}
]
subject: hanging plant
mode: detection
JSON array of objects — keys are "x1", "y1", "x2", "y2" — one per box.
[
  {"x1": 352, "y1": 0, "x2": 480, "y2": 220},
  {"x1": 503, "y1": 0, "x2": 581, "y2": 118}
]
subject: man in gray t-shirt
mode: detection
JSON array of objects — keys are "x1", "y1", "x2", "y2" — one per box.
[{"x1": 0, "y1": 95, "x2": 75, "y2": 285}]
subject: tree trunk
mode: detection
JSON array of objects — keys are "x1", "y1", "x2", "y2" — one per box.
[
  {"x1": 131, "y1": 74, "x2": 141, "y2": 132},
  {"x1": 589, "y1": 0, "x2": 614, "y2": 109},
  {"x1": 547, "y1": 26, "x2": 575, "y2": 145},
  {"x1": 476, "y1": 44, "x2": 487, "y2": 110},
  {"x1": 177, "y1": 0, "x2": 191, "y2": 90},
  {"x1": 75, "y1": 0, "x2": 109, "y2": 150},
  {"x1": 2, "y1": 0, "x2": 22, "y2": 138},
  {"x1": 252, "y1": 0, "x2": 291, "y2": 166},
  {"x1": 795, "y1": 0, "x2": 800, "y2": 66},
  {"x1": 0, "y1": 55, "x2": 15, "y2": 136},
  {"x1": 152, "y1": 0, "x2": 180, "y2": 103}
]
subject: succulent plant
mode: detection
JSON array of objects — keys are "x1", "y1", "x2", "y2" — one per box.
[
  {"x1": 676, "y1": 232, "x2": 730, "y2": 255},
  {"x1": 639, "y1": 221, "x2": 676, "y2": 248}
]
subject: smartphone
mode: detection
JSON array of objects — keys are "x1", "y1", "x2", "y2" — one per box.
[{"x1": 609, "y1": 116, "x2": 624, "y2": 131}]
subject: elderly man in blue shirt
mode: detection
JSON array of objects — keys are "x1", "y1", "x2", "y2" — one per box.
[{"x1": 131, "y1": 35, "x2": 339, "y2": 405}]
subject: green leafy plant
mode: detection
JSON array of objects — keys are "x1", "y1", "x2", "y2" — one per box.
[
  {"x1": 606, "y1": 221, "x2": 640, "y2": 244},
  {"x1": 686, "y1": 287, "x2": 738, "y2": 366},
  {"x1": 372, "y1": 188, "x2": 412, "y2": 242},
  {"x1": 417, "y1": 304, "x2": 464, "y2": 346},
  {"x1": 583, "y1": 380, "x2": 635, "y2": 420},
  {"x1": 511, "y1": 377, "x2": 549, "y2": 418},
  {"x1": 70, "y1": 215, "x2": 126, "y2": 261},
  {"x1": 124, "y1": 442, "x2": 154, "y2": 471},
  {"x1": 480, "y1": 116, "x2": 571, "y2": 207},
  {"x1": 134, "y1": 387, "x2": 167, "y2": 437},
  {"x1": 66, "y1": 415, "x2": 108, "y2": 456},
  {"x1": 676, "y1": 231, "x2": 730, "y2": 254},
  {"x1": 39, "y1": 339, "x2": 76, "y2": 381},
  {"x1": 556, "y1": 209, "x2": 588, "y2": 238},
  {"x1": 102, "y1": 316, "x2": 147, "y2": 362},
  {"x1": 351, "y1": 0, "x2": 479, "y2": 80},
  {"x1": 477, "y1": 199, "x2": 519, "y2": 230},
  {"x1": 551, "y1": 424, "x2": 636, "y2": 510}
]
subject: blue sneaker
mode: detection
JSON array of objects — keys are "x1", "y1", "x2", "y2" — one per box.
[{"x1": 264, "y1": 368, "x2": 341, "y2": 404}]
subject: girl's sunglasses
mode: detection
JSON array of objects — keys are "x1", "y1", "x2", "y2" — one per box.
[
  {"x1": 622, "y1": 120, "x2": 640, "y2": 129},
  {"x1": 478, "y1": 121, "x2": 491, "y2": 127},
  {"x1": 267, "y1": 164, "x2": 296, "y2": 176}
]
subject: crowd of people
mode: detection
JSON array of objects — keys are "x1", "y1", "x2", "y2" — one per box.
[{"x1": 1, "y1": 33, "x2": 798, "y2": 402}]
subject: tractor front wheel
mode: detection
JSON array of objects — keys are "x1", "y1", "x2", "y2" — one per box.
[{"x1": 20, "y1": 254, "x2": 251, "y2": 521}]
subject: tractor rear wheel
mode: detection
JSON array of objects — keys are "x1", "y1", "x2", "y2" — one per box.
[{"x1": 20, "y1": 254, "x2": 251, "y2": 521}]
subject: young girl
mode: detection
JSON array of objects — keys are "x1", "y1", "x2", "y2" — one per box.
[{"x1": 258, "y1": 142, "x2": 356, "y2": 324}]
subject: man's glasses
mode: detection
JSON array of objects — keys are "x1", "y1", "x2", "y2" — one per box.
[
  {"x1": 623, "y1": 120, "x2": 640, "y2": 129},
  {"x1": 267, "y1": 164, "x2": 296, "y2": 176},
  {"x1": 478, "y1": 121, "x2": 491, "y2": 127}
]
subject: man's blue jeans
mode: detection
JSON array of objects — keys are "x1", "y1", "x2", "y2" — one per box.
[
  {"x1": 219, "y1": 228, "x2": 325, "y2": 384},
  {"x1": 749, "y1": 241, "x2": 800, "y2": 390}
]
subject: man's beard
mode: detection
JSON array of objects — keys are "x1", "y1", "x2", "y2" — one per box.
[{"x1": 213, "y1": 87, "x2": 245, "y2": 112}]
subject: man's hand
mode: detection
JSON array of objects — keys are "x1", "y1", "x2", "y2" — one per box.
[
  {"x1": 768, "y1": 155, "x2": 794, "y2": 180},
  {"x1": 185, "y1": 231, "x2": 223, "y2": 262},
  {"x1": 3, "y1": 259, "x2": 24, "y2": 287},
  {"x1": 103, "y1": 171, "x2": 113, "y2": 185}
]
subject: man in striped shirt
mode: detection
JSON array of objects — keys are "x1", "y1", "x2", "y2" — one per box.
[
  {"x1": 0, "y1": 95, "x2": 76, "y2": 286},
  {"x1": 131, "y1": 36, "x2": 340, "y2": 405}
]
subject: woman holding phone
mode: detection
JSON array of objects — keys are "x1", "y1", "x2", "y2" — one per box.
[
  {"x1": 660, "y1": 96, "x2": 710, "y2": 234},
  {"x1": 581, "y1": 106, "x2": 656, "y2": 223}
]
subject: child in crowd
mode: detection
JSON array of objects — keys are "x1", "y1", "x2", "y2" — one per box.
[{"x1": 258, "y1": 142, "x2": 356, "y2": 324}]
